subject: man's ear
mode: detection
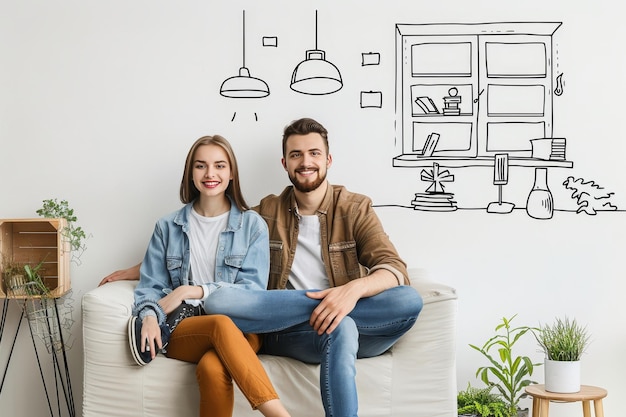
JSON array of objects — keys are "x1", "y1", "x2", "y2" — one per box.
[
  {"x1": 281, "y1": 157, "x2": 287, "y2": 171},
  {"x1": 327, "y1": 153, "x2": 333, "y2": 168}
]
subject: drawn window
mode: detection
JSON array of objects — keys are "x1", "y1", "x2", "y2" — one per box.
[
  {"x1": 485, "y1": 42, "x2": 547, "y2": 78},
  {"x1": 486, "y1": 122, "x2": 546, "y2": 153},
  {"x1": 410, "y1": 84, "x2": 474, "y2": 116},
  {"x1": 411, "y1": 42, "x2": 472, "y2": 77},
  {"x1": 487, "y1": 84, "x2": 545, "y2": 116},
  {"x1": 412, "y1": 122, "x2": 473, "y2": 153}
]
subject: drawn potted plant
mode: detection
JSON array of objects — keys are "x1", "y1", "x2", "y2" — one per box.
[
  {"x1": 470, "y1": 315, "x2": 541, "y2": 417},
  {"x1": 458, "y1": 383, "x2": 509, "y2": 417},
  {"x1": 534, "y1": 316, "x2": 590, "y2": 393}
]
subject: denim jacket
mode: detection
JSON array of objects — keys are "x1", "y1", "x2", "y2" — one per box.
[
  {"x1": 254, "y1": 184, "x2": 408, "y2": 290},
  {"x1": 132, "y1": 198, "x2": 270, "y2": 325}
]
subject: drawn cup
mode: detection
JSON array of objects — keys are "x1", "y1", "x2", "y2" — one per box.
[{"x1": 530, "y1": 138, "x2": 552, "y2": 160}]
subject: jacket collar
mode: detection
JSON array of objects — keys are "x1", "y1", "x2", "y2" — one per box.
[
  {"x1": 286, "y1": 182, "x2": 332, "y2": 217},
  {"x1": 174, "y1": 195, "x2": 243, "y2": 232}
]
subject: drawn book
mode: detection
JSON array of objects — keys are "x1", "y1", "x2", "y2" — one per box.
[
  {"x1": 414, "y1": 96, "x2": 440, "y2": 114},
  {"x1": 419, "y1": 133, "x2": 440, "y2": 156}
]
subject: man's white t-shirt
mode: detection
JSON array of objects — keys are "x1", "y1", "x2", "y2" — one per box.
[{"x1": 288, "y1": 214, "x2": 329, "y2": 290}]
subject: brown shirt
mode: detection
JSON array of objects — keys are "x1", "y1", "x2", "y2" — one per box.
[{"x1": 253, "y1": 184, "x2": 409, "y2": 290}]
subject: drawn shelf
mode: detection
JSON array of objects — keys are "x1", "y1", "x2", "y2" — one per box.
[{"x1": 392, "y1": 155, "x2": 574, "y2": 169}]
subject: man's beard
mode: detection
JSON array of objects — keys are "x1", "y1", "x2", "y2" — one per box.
[{"x1": 288, "y1": 168, "x2": 326, "y2": 193}]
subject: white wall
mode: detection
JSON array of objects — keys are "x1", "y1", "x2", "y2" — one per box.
[{"x1": 1, "y1": 1, "x2": 624, "y2": 416}]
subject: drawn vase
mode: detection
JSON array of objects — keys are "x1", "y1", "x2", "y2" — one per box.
[{"x1": 526, "y1": 168, "x2": 553, "y2": 219}]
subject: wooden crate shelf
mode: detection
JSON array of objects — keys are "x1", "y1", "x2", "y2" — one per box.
[{"x1": 0, "y1": 218, "x2": 71, "y2": 299}]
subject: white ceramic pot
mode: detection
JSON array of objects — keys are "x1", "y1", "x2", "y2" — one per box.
[{"x1": 544, "y1": 358, "x2": 581, "y2": 393}]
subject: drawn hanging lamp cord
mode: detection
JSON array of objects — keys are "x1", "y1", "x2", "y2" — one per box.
[
  {"x1": 220, "y1": 10, "x2": 270, "y2": 98},
  {"x1": 290, "y1": 10, "x2": 343, "y2": 95}
]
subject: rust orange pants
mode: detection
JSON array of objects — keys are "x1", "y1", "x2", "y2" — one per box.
[{"x1": 165, "y1": 314, "x2": 278, "y2": 417}]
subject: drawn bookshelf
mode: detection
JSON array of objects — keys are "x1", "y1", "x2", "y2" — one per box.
[{"x1": 393, "y1": 22, "x2": 572, "y2": 169}]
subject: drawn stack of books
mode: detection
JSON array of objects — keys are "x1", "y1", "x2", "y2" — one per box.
[
  {"x1": 549, "y1": 138, "x2": 566, "y2": 160},
  {"x1": 411, "y1": 192, "x2": 457, "y2": 211},
  {"x1": 442, "y1": 88, "x2": 461, "y2": 116},
  {"x1": 412, "y1": 159, "x2": 458, "y2": 211}
]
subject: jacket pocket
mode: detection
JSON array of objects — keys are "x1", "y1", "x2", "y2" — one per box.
[
  {"x1": 224, "y1": 255, "x2": 244, "y2": 269},
  {"x1": 328, "y1": 241, "x2": 360, "y2": 279},
  {"x1": 166, "y1": 257, "x2": 183, "y2": 286},
  {"x1": 268, "y1": 240, "x2": 283, "y2": 276}
]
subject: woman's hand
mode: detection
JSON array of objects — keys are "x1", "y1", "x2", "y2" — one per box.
[
  {"x1": 141, "y1": 315, "x2": 163, "y2": 360},
  {"x1": 158, "y1": 285, "x2": 204, "y2": 314}
]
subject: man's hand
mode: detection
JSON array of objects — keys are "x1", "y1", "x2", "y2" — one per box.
[
  {"x1": 306, "y1": 269, "x2": 401, "y2": 335},
  {"x1": 306, "y1": 282, "x2": 363, "y2": 335},
  {"x1": 98, "y1": 263, "x2": 141, "y2": 286}
]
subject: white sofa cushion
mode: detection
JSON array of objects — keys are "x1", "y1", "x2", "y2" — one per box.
[{"x1": 82, "y1": 269, "x2": 457, "y2": 417}]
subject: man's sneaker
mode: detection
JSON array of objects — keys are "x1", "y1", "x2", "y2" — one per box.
[{"x1": 128, "y1": 315, "x2": 167, "y2": 366}]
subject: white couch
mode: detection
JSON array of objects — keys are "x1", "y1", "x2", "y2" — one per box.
[{"x1": 82, "y1": 269, "x2": 457, "y2": 417}]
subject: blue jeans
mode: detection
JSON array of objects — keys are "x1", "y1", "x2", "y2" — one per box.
[{"x1": 204, "y1": 285, "x2": 423, "y2": 417}]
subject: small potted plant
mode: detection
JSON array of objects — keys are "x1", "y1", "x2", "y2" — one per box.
[
  {"x1": 470, "y1": 314, "x2": 541, "y2": 417},
  {"x1": 36, "y1": 198, "x2": 88, "y2": 264},
  {"x1": 458, "y1": 383, "x2": 509, "y2": 417},
  {"x1": 1, "y1": 255, "x2": 49, "y2": 297},
  {"x1": 534, "y1": 316, "x2": 590, "y2": 393}
]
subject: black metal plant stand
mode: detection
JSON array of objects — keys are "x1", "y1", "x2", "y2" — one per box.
[{"x1": 0, "y1": 297, "x2": 75, "y2": 417}]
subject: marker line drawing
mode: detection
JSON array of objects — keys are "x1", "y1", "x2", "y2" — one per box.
[
  {"x1": 486, "y1": 153, "x2": 515, "y2": 214},
  {"x1": 263, "y1": 37, "x2": 278, "y2": 48},
  {"x1": 360, "y1": 91, "x2": 383, "y2": 108},
  {"x1": 362, "y1": 52, "x2": 380, "y2": 66},
  {"x1": 220, "y1": 10, "x2": 270, "y2": 99},
  {"x1": 387, "y1": 21, "x2": 620, "y2": 217},
  {"x1": 290, "y1": 10, "x2": 343, "y2": 95}
]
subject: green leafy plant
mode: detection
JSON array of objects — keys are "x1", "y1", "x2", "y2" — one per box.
[
  {"x1": 36, "y1": 198, "x2": 88, "y2": 262},
  {"x1": 534, "y1": 317, "x2": 589, "y2": 361},
  {"x1": 22, "y1": 259, "x2": 50, "y2": 296},
  {"x1": 1, "y1": 255, "x2": 49, "y2": 297},
  {"x1": 470, "y1": 315, "x2": 541, "y2": 417},
  {"x1": 458, "y1": 383, "x2": 509, "y2": 417}
]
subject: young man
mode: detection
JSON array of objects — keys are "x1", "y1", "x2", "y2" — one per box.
[
  {"x1": 204, "y1": 117, "x2": 423, "y2": 417},
  {"x1": 101, "y1": 117, "x2": 422, "y2": 417}
]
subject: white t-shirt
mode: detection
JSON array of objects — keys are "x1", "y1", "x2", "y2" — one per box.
[
  {"x1": 288, "y1": 214, "x2": 329, "y2": 290},
  {"x1": 187, "y1": 208, "x2": 229, "y2": 304}
]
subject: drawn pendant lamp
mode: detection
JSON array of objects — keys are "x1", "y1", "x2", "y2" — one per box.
[
  {"x1": 290, "y1": 10, "x2": 343, "y2": 95},
  {"x1": 220, "y1": 10, "x2": 270, "y2": 98}
]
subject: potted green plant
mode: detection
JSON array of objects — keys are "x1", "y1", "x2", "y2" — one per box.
[
  {"x1": 534, "y1": 316, "x2": 590, "y2": 393},
  {"x1": 36, "y1": 198, "x2": 88, "y2": 264},
  {"x1": 1, "y1": 255, "x2": 49, "y2": 297},
  {"x1": 470, "y1": 315, "x2": 541, "y2": 417},
  {"x1": 458, "y1": 383, "x2": 509, "y2": 417}
]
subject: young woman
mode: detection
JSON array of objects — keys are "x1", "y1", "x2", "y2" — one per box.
[{"x1": 128, "y1": 135, "x2": 290, "y2": 417}]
